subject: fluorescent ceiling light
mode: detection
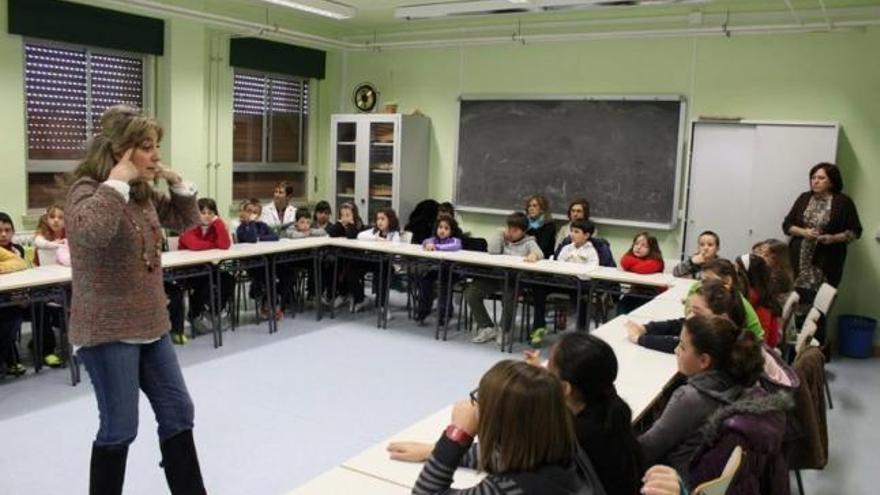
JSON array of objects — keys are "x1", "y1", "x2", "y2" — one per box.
[
  {"x1": 260, "y1": 0, "x2": 356, "y2": 20},
  {"x1": 396, "y1": 0, "x2": 710, "y2": 20}
]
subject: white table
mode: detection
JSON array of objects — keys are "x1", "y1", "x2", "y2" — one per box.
[
  {"x1": 629, "y1": 297, "x2": 686, "y2": 321},
  {"x1": 0, "y1": 264, "x2": 71, "y2": 291},
  {"x1": 591, "y1": 313, "x2": 679, "y2": 420},
  {"x1": 286, "y1": 466, "x2": 411, "y2": 495},
  {"x1": 341, "y1": 406, "x2": 486, "y2": 490}
]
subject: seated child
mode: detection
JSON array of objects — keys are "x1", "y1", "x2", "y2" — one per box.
[
  {"x1": 0, "y1": 212, "x2": 28, "y2": 378},
  {"x1": 673, "y1": 231, "x2": 719, "y2": 279},
  {"x1": 529, "y1": 219, "x2": 599, "y2": 346},
  {"x1": 465, "y1": 212, "x2": 543, "y2": 345},
  {"x1": 415, "y1": 214, "x2": 463, "y2": 324},
  {"x1": 618, "y1": 232, "x2": 665, "y2": 314},
  {"x1": 348, "y1": 207, "x2": 401, "y2": 312},
  {"x1": 235, "y1": 199, "x2": 282, "y2": 320}
]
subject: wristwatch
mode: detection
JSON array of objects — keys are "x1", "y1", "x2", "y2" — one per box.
[{"x1": 444, "y1": 424, "x2": 474, "y2": 446}]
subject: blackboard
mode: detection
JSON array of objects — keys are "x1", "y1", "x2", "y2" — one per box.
[{"x1": 455, "y1": 98, "x2": 685, "y2": 228}]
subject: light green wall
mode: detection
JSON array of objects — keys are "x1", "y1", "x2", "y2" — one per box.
[
  {"x1": 0, "y1": 0, "x2": 877, "y2": 338},
  {"x1": 0, "y1": 0, "x2": 27, "y2": 226},
  {"x1": 337, "y1": 30, "x2": 880, "y2": 336},
  {"x1": 159, "y1": 18, "x2": 208, "y2": 195},
  {"x1": 0, "y1": 0, "x2": 338, "y2": 226}
]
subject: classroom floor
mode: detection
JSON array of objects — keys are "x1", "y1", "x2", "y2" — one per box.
[{"x1": 0, "y1": 298, "x2": 877, "y2": 495}]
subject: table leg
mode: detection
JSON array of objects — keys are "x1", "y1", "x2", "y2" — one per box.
[
  {"x1": 314, "y1": 250, "x2": 323, "y2": 322},
  {"x1": 207, "y1": 265, "x2": 220, "y2": 348},
  {"x1": 265, "y1": 256, "x2": 276, "y2": 334}
]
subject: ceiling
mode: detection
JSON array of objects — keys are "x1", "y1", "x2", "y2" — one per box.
[
  {"x1": 269, "y1": 0, "x2": 880, "y2": 31},
  {"x1": 87, "y1": 0, "x2": 880, "y2": 48}
]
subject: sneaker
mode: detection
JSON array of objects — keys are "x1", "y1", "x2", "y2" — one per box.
[
  {"x1": 334, "y1": 296, "x2": 349, "y2": 310},
  {"x1": 172, "y1": 333, "x2": 189, "y2": 345},
  {"x1": 353, "y1": 298, "x2": 373, "y2": 313},
  {"x1": 530, "y1": 327, "x2": 547, "y2": 347},
  {"x1": 192, "y1": 315, "x2": 211, "y2": 335},
  {"x1": 415, "y1": 307, "x2": 431, "y2": 322},
  {"x1": 43, "y1": 353, "x2": 63, "y2": 368},
  {"x1": 7, "y1": 363, "x2": 26, "y2": 376},
  {"x1": 472, "y1": 326, "x2": 498, "y2": 344}
]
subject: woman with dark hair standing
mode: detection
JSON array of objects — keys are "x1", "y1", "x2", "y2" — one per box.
[
  {"x1": 66, "y1": 106, "x2": 206, "y2": 494},
  {"x1": 783, "y1": 163, "x2": 862, "y2": 297}
]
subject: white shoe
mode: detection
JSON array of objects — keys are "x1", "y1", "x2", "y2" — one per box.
[
  {"x1": 191, "y1": 315, "x2": 211, "y2": 335},
  {"x1": 353, "y1": 297, "x2": 373, "y2": 313},
  {"x1": 472, "y1": 326, "x2": 498, "y2": 344},
  {"x1": 333, "y1": 295, "x2": 349, "y2": 309}
]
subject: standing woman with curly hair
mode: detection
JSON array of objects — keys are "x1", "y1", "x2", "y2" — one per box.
[{"x1": 66, "y1": 105, "x2": 206, "y2": 494}]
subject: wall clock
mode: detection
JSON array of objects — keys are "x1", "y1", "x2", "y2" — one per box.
[{"x1": 353, "y1": 83, "x2": 378, "y2": 112}]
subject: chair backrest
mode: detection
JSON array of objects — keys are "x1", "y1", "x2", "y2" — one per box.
[
  {"x1": 664, "y1": 258, "x2": 680, "y2": 275},
  {"x1": 694, "y1": 446, "x2": 744, "y2": 495},
  {"x1": 781, "y1": 291, "x2": 799, "y2": 323},
  {"x1": 812, "y1": 283, "x2": 837, "y2": 315},
  {"x1": 461, "y1": 236, "x2": 488, "y2": 252},
  {"x1": 796, "y1": 308, "x2": 823, "y2": 355}
]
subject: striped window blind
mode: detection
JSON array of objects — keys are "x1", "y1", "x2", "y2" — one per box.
[
  {"x1": 233, "y1": 71, "x2": 309, "y2": 165},
  {"x1": 25, "y1": 42, "x2": 144, "y2": 161},
  {"x1": 25, "y1": 41, "x2": 145, "y2": 209}
]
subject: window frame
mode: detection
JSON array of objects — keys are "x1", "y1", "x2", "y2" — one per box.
[
  {"x1": 23, "y1": 37, "x2": 153, "y2": 174},
  {"x1": 232, "y1": 68, "x2": 309, "y2": 173}
]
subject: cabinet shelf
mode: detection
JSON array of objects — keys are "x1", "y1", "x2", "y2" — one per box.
[{"x1": 331, "y1": 113, "x2": 429, "y2": 226}]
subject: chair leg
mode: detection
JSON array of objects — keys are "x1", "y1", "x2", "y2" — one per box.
[
  {"x1": 824, "y1": 370, "x2": 834, "y2": 410},
  {"x1": 795, "y1": 469, "x2": 805, "y2": 495}
]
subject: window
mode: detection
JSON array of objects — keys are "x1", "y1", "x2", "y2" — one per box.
[
  {"x1": 233, "y1": 71, "x2": 309, "y2": 202},
  {"x1": 24, "y1": 41, "x2": 146, "y2": 209}
]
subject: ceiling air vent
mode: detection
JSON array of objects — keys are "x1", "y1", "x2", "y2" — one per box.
[{"x1": 395, "y1": 0, "x2": 709, "y2": 20}]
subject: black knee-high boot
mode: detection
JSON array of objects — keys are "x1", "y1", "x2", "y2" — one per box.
[
  {"x1": 160, "y1": 429, "x2": 206, "y2": 495},
  {"x1": 90, "y1": 444, "x2": 128, "y2": 495}
]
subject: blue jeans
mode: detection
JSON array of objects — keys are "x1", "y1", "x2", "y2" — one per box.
[{"x1": 78, "y1": 334, "x2": 195, "y2": 447}]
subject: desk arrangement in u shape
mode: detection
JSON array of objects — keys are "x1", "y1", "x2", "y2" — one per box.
[
  {"x1": 1, "y1": 238, "x2": 692, "y2": 492},
  {"x1": 287, "y1": 276, "x2": 690, "y2": 494},
  {"x1": 0, "y1": 237, "x2": 690, "y2": 387}
]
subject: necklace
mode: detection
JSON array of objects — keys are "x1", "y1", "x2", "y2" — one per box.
[{"x1": 123, "y1": 208, "x2": 161, "y2": 272}]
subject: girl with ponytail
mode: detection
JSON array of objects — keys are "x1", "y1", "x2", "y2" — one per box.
[
  {"x1": 549, "y1": 333, "x2": 645, "y2": 495},
  {"x1": 638, "y1": 315, "x2": 764, "y2": 483}
]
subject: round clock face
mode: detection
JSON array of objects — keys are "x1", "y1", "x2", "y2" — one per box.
[{"x1": 353, "y1": 84, "x2": 377, "y2": 112}]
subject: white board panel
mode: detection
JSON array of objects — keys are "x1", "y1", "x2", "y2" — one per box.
[{"x1": 686, "y1": 123, "x2": 757, "y2": 260}]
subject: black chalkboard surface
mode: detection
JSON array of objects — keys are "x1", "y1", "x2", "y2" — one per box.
[{"x1": 455, "y1": 98, "x2": 684, "y2": 228}]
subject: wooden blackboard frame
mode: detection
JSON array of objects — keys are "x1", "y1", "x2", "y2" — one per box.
[{"x1": 453, "y1": 95, "x2": 688, "y2": 230}]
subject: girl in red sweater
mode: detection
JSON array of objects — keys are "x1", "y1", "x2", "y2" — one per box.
[
  {"x1": 618, "y1": 232, "x2": 665, "y2": 314},
  {"x1": 172, "y1": 198, "x2": 233, "y2": 343}
]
